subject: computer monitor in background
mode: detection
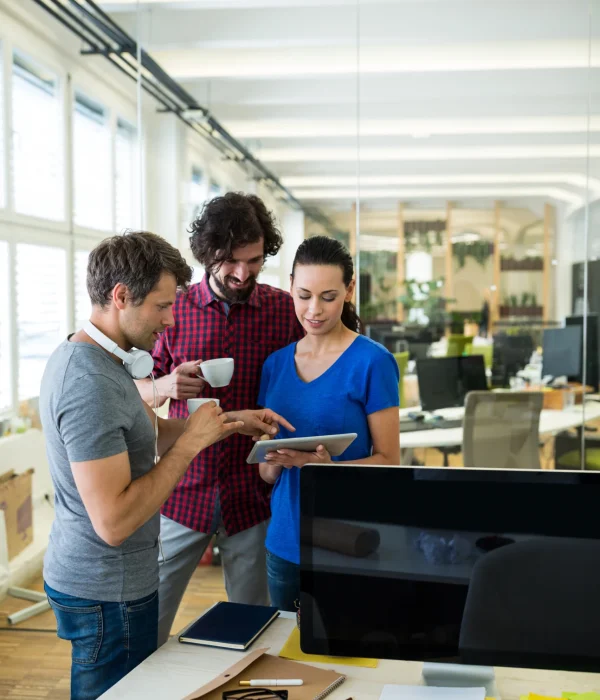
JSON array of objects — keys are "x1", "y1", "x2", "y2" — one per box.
[
  {"x1": 300, "y1": 466, "x2": 600, "y2": 675},
  {"x1": 491, "y1": 333, "x2": 534, "y2": 387},
  {"x1": 417, "y1": 355, "x2": 487, "y2": 412},
  {"x1": 365, "y1": 324, "x2": 395, "y2": 344},
  {"x1": 566, "y1": 314, "x2": 600, "y2": 392},
  {"x1": 542, "y1": 326, "x2": 582, "y2": 381}
]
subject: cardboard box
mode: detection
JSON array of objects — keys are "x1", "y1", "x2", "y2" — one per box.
[
  {"x1": 525, "y1": 383, "x2": 593, "y2": 410},
  {"x1": 0, "y1": 469, "x2": 34, "y2": 560}
]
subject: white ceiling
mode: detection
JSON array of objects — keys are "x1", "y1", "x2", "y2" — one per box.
[{"x1": 102, "y1": 0, "x2": 600, "y2": 218}]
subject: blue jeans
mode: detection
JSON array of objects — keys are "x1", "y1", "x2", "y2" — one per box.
[
  {"x1": 266, "y1": 550, "x2": 299, "y2": 613},
  {"x1": 44, "y1": 582, "x2": 158, "y2": 700}
]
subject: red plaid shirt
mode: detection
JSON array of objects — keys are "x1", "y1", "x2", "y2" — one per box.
[{"x1": 152, "y1": 275, "x2": 304, "y2": 535}]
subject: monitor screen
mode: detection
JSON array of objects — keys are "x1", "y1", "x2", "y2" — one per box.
[
  {"x1": 542, "y1": 326, "x2": 582, "y2": 379},
  {"x1": 566, "y1": 314, "x2": 599, "y2": 391},
  {"x1": 491, "y1": 333, "x2": 534, "y2": 387},
  {"x1": 417, "y1": 355, "x2": 487, "y2": 412},
  {"x1": 300, "y1": 466, "x2": 600, "y2": 673}
]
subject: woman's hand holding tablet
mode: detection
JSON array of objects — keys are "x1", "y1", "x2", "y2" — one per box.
[{"x1": 246, "y1": 433, "x2": 357, "y2": 464}]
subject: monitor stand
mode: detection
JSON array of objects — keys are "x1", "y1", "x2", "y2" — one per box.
[{"x1": 422, "y1": 662, "x2": 499, "y2": 698}]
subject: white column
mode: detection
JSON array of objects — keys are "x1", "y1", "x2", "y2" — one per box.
[
  {"x1": 280, "y1": 208, "x2": 305, "y2": 289},
  {"x1": 144, "y1": 112, "x2": 187, "y2": 248}
]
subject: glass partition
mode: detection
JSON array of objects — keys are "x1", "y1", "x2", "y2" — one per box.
[{"x1": 354, "y1": 0, "x2": 597, "y2": 470}]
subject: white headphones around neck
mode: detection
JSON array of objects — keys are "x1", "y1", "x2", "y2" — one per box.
[{"x1": 83, "y1": 321, "x2": 154, "y2": 380}]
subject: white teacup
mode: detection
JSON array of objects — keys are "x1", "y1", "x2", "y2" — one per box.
[
  {"x1": 199, "y1": 358, "x2": 234, "y2": 388},
  {"x1": 187, "y1": 398, "x2": 221, "y2": 415}
]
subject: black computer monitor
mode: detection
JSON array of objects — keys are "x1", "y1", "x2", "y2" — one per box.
[
  {"x1": 300, "y1": 465, "x2": 600, "y2": 672},
  {"x1": 491, "y1": 333, "x2": 534, "y2": 388},
  {"x1": 542, "y1": 326, "x2": 582, "y2": 380},
  {"x1": 366, "y1": 324, "x2": 396, "y2": 345},
  {"x1": 417, "y1": 355, "x2": 487, "y2": 412},
  {"x1": 566, "y1": 314, "x2": 599, "y2": 391}
]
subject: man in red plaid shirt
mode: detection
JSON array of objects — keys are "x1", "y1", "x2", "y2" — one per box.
[{"x1": 137, "y1": 192, "x2": 303, "y2": 645}]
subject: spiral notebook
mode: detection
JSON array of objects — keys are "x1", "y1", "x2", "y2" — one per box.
[{"x1": 183, "y1": 647, "x2": 346, "y2": 700}]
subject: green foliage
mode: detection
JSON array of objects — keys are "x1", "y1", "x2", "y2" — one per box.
[
  {"x1": 452, "y1": 240, "x2": 494, "y2": 269},
  {"x1": 398, "y1": 277, "x2": 455, "y2": 326}
]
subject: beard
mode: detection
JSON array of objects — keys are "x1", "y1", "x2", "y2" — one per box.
[{"x1": 211, "y1": 272, "x2": 257, "y2": 304}]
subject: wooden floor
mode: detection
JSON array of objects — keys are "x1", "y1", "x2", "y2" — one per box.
[{"x1": 0, "y1": 566, "x2": 226, "y2": 700}]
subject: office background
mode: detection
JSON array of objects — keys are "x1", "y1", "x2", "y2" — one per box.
[{"x1": 0, "y1": 2, "x2": 599, "y2": 694}]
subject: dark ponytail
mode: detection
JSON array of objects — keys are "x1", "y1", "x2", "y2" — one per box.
[{"x1": 292, "y1": 235, "x2": 364, "y2": 334}]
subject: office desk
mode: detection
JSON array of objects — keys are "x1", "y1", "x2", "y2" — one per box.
[
  {"x1": 400, "y1": 402, "x2": 600, "y2": 451},
  {"x1": 99, "y1": 614, "x2": 600, "y2": 700}
]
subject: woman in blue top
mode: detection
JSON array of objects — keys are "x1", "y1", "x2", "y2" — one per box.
[{"x1": 258, "y1": 235, "x2": 400, "y2": 612}]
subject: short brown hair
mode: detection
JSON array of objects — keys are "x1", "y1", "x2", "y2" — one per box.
[
  {"x1": 189, "y1": 192, "x2": 283, "y2": 271},
  {"x1": 87, "y1": 230, "x2": 193, "y2": 308}
]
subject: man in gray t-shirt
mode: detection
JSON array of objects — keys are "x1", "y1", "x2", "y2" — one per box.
[
  {"x1": 42, "y1": 342, "x2": 160, "y2": 602},
  {"x1": 40, "y1": 231, "x2": 291, "y2": 700}
]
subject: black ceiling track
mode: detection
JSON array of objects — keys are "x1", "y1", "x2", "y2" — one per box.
[{"x1": 29, "y1": 0, "x2": 344, "y2": 237}]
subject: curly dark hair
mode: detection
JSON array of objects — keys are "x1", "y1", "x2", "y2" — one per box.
[
  {"x1": 189, "y1": 192, "x2": 283, "y2": 271},
  {"x1": 87, "y1": 230, "x2": 193, "y2": 308}
]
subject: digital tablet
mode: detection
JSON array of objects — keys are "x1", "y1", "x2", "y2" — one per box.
[{"x1": 246, "y1": 433, "x2": 358, "y2": 464}]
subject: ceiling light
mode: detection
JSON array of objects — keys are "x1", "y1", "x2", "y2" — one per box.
[{"x1": 182, "y1": 109, "x2": 210, "y2": 124}]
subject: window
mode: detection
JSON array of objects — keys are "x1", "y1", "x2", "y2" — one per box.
[
  {"x1": 208, "y1": 179, "x2": 222, "y2": 200},
  {"x1": 189, "y1": 166, "x2": 205, "y2": 221},
  {"x1": 0, "y1": 43, "x2": 5, "y2": 210},
  {"x1": 115, "y1": 118, "x2": 138, "y2": 233},
  {"x1": 0, "y1": 242, "x2": 11, "y2": 412},
  {"x1": 16, "y1": 243, "x2": 67, "y2": 400},
  {"x1": 191, "y1": 266, "x2": 204, "y2": 284},
  {"x1": 73, "y1": 91, "x2": 111, "y2": 230},
  {"x1": 11, "y1": 50, "x2": 64, "y2": 220},
  {"x1": 405, "y1": 252, "x2": 433, "y2": 325},
  {"x1": 74, "y1": 250, "x2": 91, "y2": 331}
]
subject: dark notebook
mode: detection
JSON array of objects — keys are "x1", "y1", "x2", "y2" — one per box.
[{"x1": 178, "y1": 602, "x2": 280, "y2": 650}]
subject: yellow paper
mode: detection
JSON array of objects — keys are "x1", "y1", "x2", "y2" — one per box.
[
  {"x1": 527, "y1": 695, "x2": 564, "y2": 700},
  {"x1": 562, "y1": 695, "x2": 600, "y2": 700},
  {"x1": 279, "y1": 626, "x2": 378, "y2": 668}
]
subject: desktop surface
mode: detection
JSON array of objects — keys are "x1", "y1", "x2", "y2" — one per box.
[
  {"x1": 417, "y1": 355, "x2": 487, "y2": 412},
  {"x1": 400, "y1": 417, "x2": 463, "y2": 432},
  {"x1": 300, "y1": 466, "x2": 600, "y2": 673}
]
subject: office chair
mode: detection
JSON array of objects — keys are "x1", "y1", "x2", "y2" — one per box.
[
  {"x1": 462, "y1": 391, "x2": 543, "y2": 469},
  {"x1": 553, "y1": 431, "x2": 600, "y2": 471},
  {"x1": 468, "y1": 344, "x2": 493, "y2": 371},
  {"x1": 460, "y1": 538, "x2": 600, "y2": 668},
  {"x1": 446, "y1": 334, "x2": 474, "y2": 357},
  {"x1": 393, "y1": 352, "x2": 410, "y2": 409},
  {"x1": 409, "y1": 342, "x2": 431, "y2": 363}
]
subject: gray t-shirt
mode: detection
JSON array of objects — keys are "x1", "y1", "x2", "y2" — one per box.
[{"x1": 40, "y1": 339, "x2": 158, "y2": 602}]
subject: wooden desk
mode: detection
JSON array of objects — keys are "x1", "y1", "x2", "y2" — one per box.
[{"x1": 99, "y1": 615, "x2": 600, "y2": 700}]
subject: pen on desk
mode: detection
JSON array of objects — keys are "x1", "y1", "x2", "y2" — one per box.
[{"x1": 239, "y1": 680, "x2": 304, "y2": 687}]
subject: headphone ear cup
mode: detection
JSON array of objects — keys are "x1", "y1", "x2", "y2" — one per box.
[{"x1": 126, "y1": 350, "x2": 154, "y2": 379}]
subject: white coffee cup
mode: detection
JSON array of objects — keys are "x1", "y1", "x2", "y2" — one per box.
[
  {"x1": 187, "y1": 398, "x2": 221, "y2": 415},
  {"x1": 199, "y1": 358, "x2": 234, "y2": 388}
]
